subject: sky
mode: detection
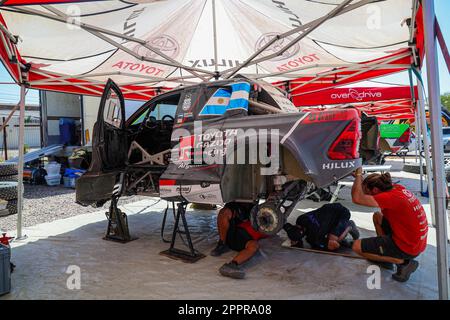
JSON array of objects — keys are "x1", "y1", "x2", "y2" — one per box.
[{"x1": 0, "y1": 0, "x2": 449, "y2": 106}]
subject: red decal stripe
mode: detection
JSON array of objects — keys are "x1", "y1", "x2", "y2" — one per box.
[{"x1": 159, "y1": 179, "x2": 176, "y2": 186}]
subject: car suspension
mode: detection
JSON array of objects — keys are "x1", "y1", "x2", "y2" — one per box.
[{"x1": 251, "y1": 179, "x2": 307, "y2": 236}]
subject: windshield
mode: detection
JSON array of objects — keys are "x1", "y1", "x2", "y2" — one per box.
[{"x1": 131, "y1": 103, "x2": 178, "y2": 126}]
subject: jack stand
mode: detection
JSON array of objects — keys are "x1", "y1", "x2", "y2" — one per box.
[
  {"x1": 104, "y1": 196, "x2": 137, "y2": 243},
  {"x1": 160, "y1": 202, "x2": 206, "y2": 263}
]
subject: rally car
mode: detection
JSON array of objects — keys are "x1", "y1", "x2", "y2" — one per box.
[{"x1": 76, "y1": 78, "x2": 363, "y2": 235}]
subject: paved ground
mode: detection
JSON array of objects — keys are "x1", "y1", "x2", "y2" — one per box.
[
  {"x1": 2, "y1": 158, "x2": 448, "y2": 300},
  {"x1": 0, "y1": 184, "x2": 144, "y2": 232}
]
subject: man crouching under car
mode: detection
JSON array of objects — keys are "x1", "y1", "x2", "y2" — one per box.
[
  {"x1": 210, "y1": 202, "x2": 268, "y2": 279},
  {"x1": 283, "y1": 203, "x2": 360, "y2": 251}
]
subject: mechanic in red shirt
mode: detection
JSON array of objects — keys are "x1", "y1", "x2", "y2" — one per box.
[
  {"x1": 210, "y1": 202, "x2": 268, "y2": 279},
  {"x1": 351, "y1": 167, "x2": 428, "y2": 282}
]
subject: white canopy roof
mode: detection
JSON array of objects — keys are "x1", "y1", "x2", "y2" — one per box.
[{"x1": 0, "y1": 0, "x2": 417, "y2": 99}]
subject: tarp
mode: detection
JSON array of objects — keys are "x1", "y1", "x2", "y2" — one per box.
[{"x1": 0, "y1": 0, "x2": 422, "y2": 100}]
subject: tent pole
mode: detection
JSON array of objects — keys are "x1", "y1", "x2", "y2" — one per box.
[
  {"x1": 416, "y1": 107, "x2": 424, "y2": 191},
  {"x1": 417, "y1": 74, "x2": 436, "y2": 226},
  {"x1": 408, "y1": 69, "x2": 420, "y2": 166},
  {"x1": 16, "y1": 84, "x2": 26, "y2": 240},
  {"x1": 212, "y1": 0, "x2": 219, "y2": 76},
  {"x1": 422, "y1": 0, "x2": 449, "y2": 300}
]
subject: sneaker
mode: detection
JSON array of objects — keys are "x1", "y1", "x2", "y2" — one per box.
[
  {"x1": 210, "y1": 241, "x2": 230, "y2": 257},
  {"x1": 219, "y1": 262, "x2": 245, "y2": 279},
  {"x1": 290, "y1": 240, "x2": 304, "y2": 248},
  {"x1": 392, "y1": 260, "x2": 419, "y2": 282},
  {"x1": 348, "y1": 220, "x2": 360, "y2": 240}
]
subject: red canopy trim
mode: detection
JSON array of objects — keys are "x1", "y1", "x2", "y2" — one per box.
[
  {"x1": 299, "y1": 98, "x2": 416, "y2": 121},
  {"x1": 292, "y1": 86, "x2": 418, "y2": 107},
  {"x1": 0, "y1": 12, "x2": 22, "y2": 82},
  {"x1": 414, "y1": 4, "x2": 425, "y2": 65}
]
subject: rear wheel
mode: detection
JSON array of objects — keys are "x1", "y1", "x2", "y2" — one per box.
[
  {"x1": 250, "y1": 202, "x2": 285, "y2": 236},
  {"x1": 251, "y1": 180, "x2": 307, "y2": 236}
]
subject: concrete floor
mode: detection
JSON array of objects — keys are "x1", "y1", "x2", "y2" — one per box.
[{"x1": 1, "y1": 159, "x2": 448, "y2": 300}]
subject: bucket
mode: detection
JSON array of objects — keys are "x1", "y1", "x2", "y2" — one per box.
[
  {"x1": 44, "y1": 162, "x2": 61, "y2": 176},
  {"x1": 45, "y1": 174, "x2": 61, "y2": 186}
]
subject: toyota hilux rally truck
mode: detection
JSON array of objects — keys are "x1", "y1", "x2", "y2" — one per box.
[{"x1": 76, "y1": 78, "x2": 367, "y2": 236}]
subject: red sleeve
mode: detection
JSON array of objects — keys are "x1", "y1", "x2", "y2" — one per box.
[{"x1": 373, "y1": 191, "x2": 391, "y2": 209}]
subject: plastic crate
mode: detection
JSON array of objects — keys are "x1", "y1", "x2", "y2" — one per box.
[
  {"x1": 45, "y1": 174, "x2": 61, "y2": 186},
  {"x1": 63, "y1": 176, "x2": 76, "y2": 189}
]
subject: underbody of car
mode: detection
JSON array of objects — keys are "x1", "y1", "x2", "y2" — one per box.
[{"x1": 76, "y1": 78, "x2": 367, "y2": 235}]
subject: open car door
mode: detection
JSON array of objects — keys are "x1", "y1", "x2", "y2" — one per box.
[{"x1": 76, "y1": 79, "x2": 127, "y2": 206}]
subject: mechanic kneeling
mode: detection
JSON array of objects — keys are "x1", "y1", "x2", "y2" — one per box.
[
  {"x1": 351, "y1": 167, "x2": 428, "y2": 282},
  {"x1": 210, "y1": 202, "x2": 268, "y2": 279},
  {"x1": 283, "y1": 203, "x2": 360, "y2": 251}
]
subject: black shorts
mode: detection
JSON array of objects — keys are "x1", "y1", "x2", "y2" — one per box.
[
  {"x1": 361, "y1": 218, "x2": 416, "y2": 260},
  {"x1": 226, "y1": 219, "x2": 253, "y2": 252}
]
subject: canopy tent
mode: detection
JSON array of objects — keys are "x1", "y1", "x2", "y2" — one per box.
[
  {"x1": 0, "y1": 0, "x2": 448, "y2": 299},
  {"x1": 0, "y1": 0, "x2": 422, "y2": 99}
]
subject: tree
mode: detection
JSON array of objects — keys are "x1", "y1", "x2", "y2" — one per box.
[{"x1": 442, "y1": 92, "x2": 450, "y2": 111}]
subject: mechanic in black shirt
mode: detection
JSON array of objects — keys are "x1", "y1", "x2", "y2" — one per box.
[{"x1": 283, "y1": 203, "x2": 360, "y2": 251}]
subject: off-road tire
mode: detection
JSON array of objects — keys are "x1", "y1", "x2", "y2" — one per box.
[
  {"x1": 0, "y1": 181, "x2": 19, "y2": 201},
  {"x1": 0, "y1": 174, "x2": 18, "y2": 182},
  {"x1": 6, "y1": 199, "x2": 17, "y2": 215},
  {"x1": 0, "y1": 163, "x2": 18, "y2": 176}
]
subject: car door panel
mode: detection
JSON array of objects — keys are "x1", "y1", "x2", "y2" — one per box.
[{"x1": 76, "y1": 79, "x2": 127, "y2": 205}]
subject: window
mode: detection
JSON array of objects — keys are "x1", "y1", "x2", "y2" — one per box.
[
  {"x1": 149, "y1": 103, "x2": 177, "y2": 120},
  {"x1": 130, "y1": 94, "x2": 180, "y2": 126},
  {"x1": 103, "y1": 89, "x2": 122, "y2": 128}
]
